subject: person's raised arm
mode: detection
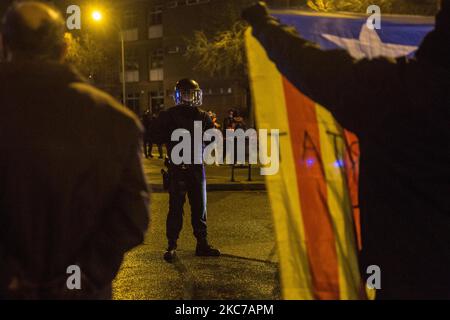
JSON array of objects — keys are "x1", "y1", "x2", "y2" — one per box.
[{"x1": 242, "y1": 2, "x2": 398, "y2": 134}]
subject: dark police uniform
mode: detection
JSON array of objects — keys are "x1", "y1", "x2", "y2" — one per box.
[
  {"x1": 153, "y1": 93, "x2": 220, "y2": 261},
  {"x1": 155, "y1": 105, "x2": 212, "y2": 240},
  {"x1": 142, "y1": 111, "x2": 153, "y2": 158}
]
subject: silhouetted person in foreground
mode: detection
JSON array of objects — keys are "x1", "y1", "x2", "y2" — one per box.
[
  {"x1": 0, "y1": 2, "x2": 149, "y2": 299},
  {"x1": 243, "y1": 1, "x2": 450, "y2": 299}
]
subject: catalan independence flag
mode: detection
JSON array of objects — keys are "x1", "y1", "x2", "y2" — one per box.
[{"x1": 245, "y1": 11, "x2": 434, "y2": 300}]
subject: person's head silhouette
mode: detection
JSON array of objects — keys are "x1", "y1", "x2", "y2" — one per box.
[
  {"x1": 1, "y1": 1, "x2": 66, "y2": 62},
  {"x1": 416, "y1": 0, "x2": 450, "y2": 66}
]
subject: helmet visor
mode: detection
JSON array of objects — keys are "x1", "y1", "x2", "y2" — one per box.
[{"x1": 175, "y1": 89, "x2": 203, "y2": 106}]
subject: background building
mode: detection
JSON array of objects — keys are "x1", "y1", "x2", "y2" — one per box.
[
  {"x1": 0, "y1": 0, "x2": 249, "y2": 119},
  {"x1": 0, "y1": 0, "x2": 439, "y2": 120},
  {"x1": 83, "y1": 0, "x2": 249, "y2": 120}
]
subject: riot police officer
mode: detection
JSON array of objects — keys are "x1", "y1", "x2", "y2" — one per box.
[
  {"x1": 153, "y1": 79, "x2": 220, "y2": 262},
  {"x1": 142, "y1": 109, "x2": 153, "y2": 158}
]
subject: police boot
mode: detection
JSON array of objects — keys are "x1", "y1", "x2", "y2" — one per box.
[
  {"x1": 195, "y1": 239, "x2": 221, "y2": 257},
  {"x1": 164, "y1": 240, "x2": 178, "y2": 263}
]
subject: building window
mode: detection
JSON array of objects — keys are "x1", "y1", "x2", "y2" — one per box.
[
  {"x1": 122, "y1": 28, "x2": 138, "y2": 42},
  {"x1": 149, "y1": 49, "x2": 164, "y2": 81},
  {"x1": 149, "y1": 25, "x2": 163, "y2": 39},
  {"x1": 150, "y1": 69, "x2": 163, "y2": 82},
  {"x1": 120, "y1": 70, "x2": 139, "y2": 83},
  {"x1": 149, "y1": 49, "x2": 164, "y2": 69},
  {"x1": 150, "y1": 91, "x2": 165, "y2": 114},
  {"x1": 122, "y1": 10, "x2": 137, "y2": 29},
  {"x1": 121, "y1": 49, "x2": 140, "y2": 83},
  {"x1": 168, "y1": 0, "x2": 209, "y2": 7},
  {"x1": 126, "y1": 93, "x2": 140, "y2": 114},
  {"x1": 149, "y1": 5, "x2": 163, "y2": 25},
  {"x1": 125, "y1": 70, "x2": 139, "y2": 82},
  {"x1": 167, "y1": 1, "x2": 177, "y2": 8},
  {"x1": 125, "y1": 50, "x2": 139, "y2": 69},
  {"x1": 167, "y1": 45, "x2": 180, "y2": 54}
]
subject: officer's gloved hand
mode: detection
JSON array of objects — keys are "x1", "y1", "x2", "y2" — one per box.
[{"x1": 242, "y1": 1, "x2": 270, "y2": 28}]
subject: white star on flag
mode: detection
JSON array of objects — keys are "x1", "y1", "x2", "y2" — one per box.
[{"x1": 322, "y1": 24, "x2": 418, "y2": 59}]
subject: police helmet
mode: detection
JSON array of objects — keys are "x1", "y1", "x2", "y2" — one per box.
[{"x1": 173, "y1": 78, "x2": 203, "y2": 106}]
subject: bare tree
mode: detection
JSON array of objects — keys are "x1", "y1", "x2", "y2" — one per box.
[
  {"x1": 185, "y1": 21, "x2": 247, "y2": 78},
  {"x1": 307, "y1": 0, "x2": 437, "y2": 14},
  {"x1": 307, "y1": 0, "x2": 391, "y2": 12},
  {"x1": 65, "y1": 33, "x2": 107, "y2": 81}
]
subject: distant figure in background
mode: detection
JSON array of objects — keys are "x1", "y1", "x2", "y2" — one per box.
[
  {"x1": 233, "y1": 110, "x2": 247, "y2": 131},
  {"x1": 153, "y1": 114, "x2": 165, "y2": 159},
  {"x1": 142, "y1": 111, "x2": 164, "y2": 159},
  {"x1": 142, "y1": 110, "x2": 153, "y2": 158},
  {"x1": 208, "y1": 110, "x2": 221, "y2": 130},
  {"x1": 223, "y1": 109, "x2": 236, "y2": 133},
  {"x1": 0, "y1": 2, "x2": 149, "y2": 299},
  {"x1": 222, "y1": 109, "x2": 236, "y2": 162}
]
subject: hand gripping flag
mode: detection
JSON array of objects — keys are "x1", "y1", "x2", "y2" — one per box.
[{"x1": 245, "y1": 10, "x2": 433, "y2": 300}]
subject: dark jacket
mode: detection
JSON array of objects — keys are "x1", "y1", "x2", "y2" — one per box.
[
  {"x1": 223, "y1": 116, "x2": 235, "y2": 131},
  {"x1": 250, "y1": 15, "x2": 450, "y2": 295},
  {"x1": 0, "y1": 61, "x2": 149, "y2": 299},
  {"x1": 152, "y1": 105, "x2": 214, "y2": 167},
  {"x1": 141, "y1": 113, "x2": 153, "y2": 141}
]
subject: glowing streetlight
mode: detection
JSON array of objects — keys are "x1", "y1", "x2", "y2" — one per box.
[
  {"x1": 91, "y1": 11, "x2": 103, "y2": 22},
  {"x1": 90, "y1": 9, "x2": 126, "y2": 107}
]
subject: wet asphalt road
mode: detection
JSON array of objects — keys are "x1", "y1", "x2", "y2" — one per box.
[{"x1": 112, "y1": 191, "x2": 280, "y2": 300}]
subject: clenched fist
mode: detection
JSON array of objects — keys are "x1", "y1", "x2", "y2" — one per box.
[{"x1": 241, "y1": 1, "x2": 270, "y2": 27}]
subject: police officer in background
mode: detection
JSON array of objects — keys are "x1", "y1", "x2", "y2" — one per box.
[
  {"x1": 153, "y1": 79, "x2": 220, "y2": 262},
  {"x1": 142, "y1": 109, "x2": 153, "y2": 158}
]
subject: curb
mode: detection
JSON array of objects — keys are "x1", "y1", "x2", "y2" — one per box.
[{"x1": 148, "y1": 183, "x2": 266, "y2": 193}]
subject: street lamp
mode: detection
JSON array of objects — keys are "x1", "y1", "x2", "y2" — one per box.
[
  {"x1": 91, "y1": 11, "x2": 102, "y2": 22},
  {"x1": 91, "y1": 9, "x2": 127, "y2": 107}
]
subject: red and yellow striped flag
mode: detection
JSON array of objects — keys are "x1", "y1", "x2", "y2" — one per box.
[{"x1": 245, "y1": 28, "x2": 363, "y2": 300}]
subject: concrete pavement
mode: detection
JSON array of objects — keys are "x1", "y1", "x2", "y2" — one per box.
[{"x1": 112, "y1": 191, "x2": 280, "y2": 300}]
